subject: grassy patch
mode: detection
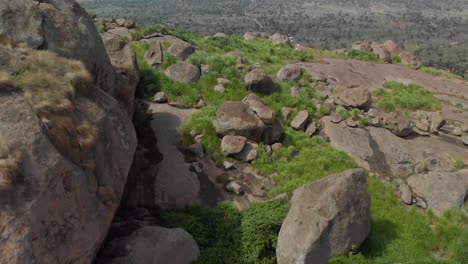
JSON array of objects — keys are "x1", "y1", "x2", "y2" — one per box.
[
  {"x1": 374, "y1": 81, "x2": 441, "y2": 112},
  {"x1": 420, "y1": 66, "x2": 462, "y2": 79},
  {"x1": 162, "y1": 200, "x2": 289, "y2": 264},
  {"x1": 346, "y1": 50, "x2": 383, "y2": 63}
]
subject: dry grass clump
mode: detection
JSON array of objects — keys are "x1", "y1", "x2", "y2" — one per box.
[
  {"x1": 3, "y1": 45, "x2": 99, "y2": 169},
  {"x1": 0, "y1": 138, "x2": 22, "y2": 192},
  {"x1": 0, "y1": 71, "x2": 15, "y2": 92}
]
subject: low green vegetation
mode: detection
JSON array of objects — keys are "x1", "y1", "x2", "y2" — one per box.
[
  {"x1": 346, "y1": 50, "x2": 383, "y2": 63},
  {"x1": 420, "y1": 66, "x2": 462, "y2": 79},
  {"x1": 131, "y1": 29, "x2": 466, "y2": 264},
  {"x1": 375, "y1": 81, "x2": 441, "y2": 112}
]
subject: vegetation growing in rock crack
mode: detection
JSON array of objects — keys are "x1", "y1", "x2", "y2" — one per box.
[{"x1": 374, "y1": 81, "x2": 441, "y2": 112}]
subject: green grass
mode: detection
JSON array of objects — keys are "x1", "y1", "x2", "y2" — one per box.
[
  {"x1": 162, "y1": 200, "x2": 289, "y2": 264},
  {"x1": 420, "y1": 66, "x2": 462, "y2": 79},
  {"x1": 131, "y1": 29, "x2": 467, "y2": 264},
  {"x1": 375, "y1": 81, "x2": 441, "y2": 112},
  {"x1": 346, "y1": 50, "x2": 383, "y2": 63}
]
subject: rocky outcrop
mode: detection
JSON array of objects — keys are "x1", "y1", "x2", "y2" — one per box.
[
  {"x1": 144, "y1": 41, "x2": 164, "y2": 67},
  {"x1": 165, "y1": 62, "x2": 200, "y2": 83},
  {"x1": 406, "y1": 171, "x2": 468, "y2": 215},
  {"x1": 102, "y1": 32, "x2": 139, "y2": 116},
  {"x1": 351, "y1": 40, "x2": 422, "y2": 67},
  {"x1": 0, "y1": 1, "x2": 138, "y2": 263},
  {"x1": 0, "y1": 45, "x2": 137, "y2": 264},
  {"x1": 277, "y1": 169, "x2": 371, "y2": 264},
  {"x1": 98, "y1": 226, "x2": 200, "y2": 264},
  {"x1": 245, "y1": 68, "x2": 280, "y2": 95},
  {"x1": 168, "y1": 41, "x2": 196, "y2": 61},
  {"x1": 276, "y1": 64, "x2": 302, "y2": 82},
  {"x1": 270, "y1": 33, "x2": 292, "y2": 46}
]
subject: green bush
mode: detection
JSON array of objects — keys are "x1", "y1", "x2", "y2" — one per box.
[
  {"x1": 391, "y1": 55, "x2": 401, "y2": 63},
  {"x1": 375, "y1": 81, "x2": 441, "y2": 112},
  {"x1": 347, "y1": 50, "x2": 382, "y2": 63},
  {"x1": 420, "y1": 66, "x2": 461, "y2": 79}
]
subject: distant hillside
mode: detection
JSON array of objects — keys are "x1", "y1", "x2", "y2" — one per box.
[{"x1": 77, "y1": 0, "x2": 468, "y2": 78}]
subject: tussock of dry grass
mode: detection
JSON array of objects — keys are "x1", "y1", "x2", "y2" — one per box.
[
  {"x1": 1, "y1": 45, "x2": 98, "y2": 170},
  {"x1": 0, "y1": 71, "x2": 15, "y2": 92},
  {"x1": 0, "y1": 138, "x2": 22, "y2": 192}
]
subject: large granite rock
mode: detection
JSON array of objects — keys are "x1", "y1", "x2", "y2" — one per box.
[
  {"x1": 102, "y1": 32, "x2": 139, "y2": 116},
  {"x1": 213, "y1": 101, "x2": 265, "y2": 142},
  {"x1": 98, "y1": 226, "x2": 200, "y2": 264},
  {"x1": 407, "y1": 171, "x2": 468, "y2": 215},
  {"x1": 277, "y1": 64, "x2": 302, "y2": 82},
  {"x1": 165, "y1": 62, "x2": 200, "y2": 83},
  {"x1": 277, "y1": 169, "x2": 371, "y2": 264},
  {"x1": 245, "y1": 68, "x2": 280, "y2": 95},
  {"x1": 0, "y1": 45, "x2": 137, "y2": 264},
  {"x1": 167, "y1": 41, "x2": 195, "y2": 61}
]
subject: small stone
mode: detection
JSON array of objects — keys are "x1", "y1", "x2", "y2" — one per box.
[
  {"x1": 226, "y1": 181, "x2": 244, "y2": 195},
  {"x1": 271, "y1": 143, "x2": 283, "y2": 151},
  {"x1": 452, "y1": 126, "x2": 463, "y2": 136},
  {"x1": 291, "y1": 86, "x2": 301, "y2": 97},
  {"x1": 194, "y1": 134, "x2": 203, "y2": 143},
  {"x1": 191, "y1": 162, "x2": 203, "y2": 174},
  {"x1": 290, "y1": 110, "x2": 309, "y2": 130},
  {"x1": 195, "y1": 98, "x2": 206, "y2": 108},
  {"x1": 201, "y1": 64, "x2": 213, "y2": 73},
  {"x1": 399, "y1": 183, "x2": 413, "y2": 205},
  {"x1": 153, "y1": 92, "x2": 167, "y2": 103},
  {"x1": 265, "y1": 145, "x2": 272, "y2": 155},
  {"x1": 214, "y1": 84, "x2": 227, "y2": 93},
  {"x1": 223, "y1": 161, "x2": 235, "y2": 170},
  {"x1": 367, "y1": 108, "x2": 381, "y2": 118},
  {"x1": 190, "y1": 130, "x2": 198, "y2": 138},
  {"x1": 304, "y1": 123, "x2": 317, "y2": 137},
  {"x1": 462, "y1": 133, "x2": 468, "y2": 146},
  {"x1": 346, "y1": 118, "x2": 358, "y2": 128},
  {"x1": 217, "y1": 78, "x2": 230, "y2": 85},
  {"x1": 234, "y1": 141, "x2": 259, "y2": 162},
  {"x1": 415, "y1": 197, "x2": 427, "y2": 209},
  {"x1": 281, "y1": 107, "x2": 293, "y2": 120},
  {"x1": 188, "y1": 143, "x2": 204, "y2": 158},
  {"x1": 330, "y1": 113, "x2": 343, "y2": 123},
  {"x1": 221, "y1": 135, "x2": 247, "y2": 156},
  {"x1": 370, "y1": 117, "x2": 381, "y2": 127},
  {"x1": 323, "y1": 98, "x2": 336, "y2": 109}
]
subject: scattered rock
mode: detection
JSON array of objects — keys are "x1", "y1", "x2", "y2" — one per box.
[
  {"x1": 305, "y1": 122, "x2": 317, "y2": 137},
  {"x1": 226, "y1": 51, "x2": 241, "y2": 58},
  {"x1": 272, "y1": 143, "x2": 283, "y2": 151},
  {"x1": 291, "y1": 110, "x2": 309, "y2": 130},
  {"x1": 168, "y1": 41, "x2": 196, "y2": 60},
  {"x1": 153, "y1": 92, "x2": 168, "y2": 103},
  {"x1": 243, "y1": 32, "x2": 260, "y2": 40},
  {"x1": 234, "y1": 141, "x2": 259, "y2": 162},
  {"x1": 291, "y1": 86, "x2": 301, "y2": 97},
  {"x1": 245, "y1": 68, "x2": 280, "y2": 95},
  {"x1": 214, "y1": 101, "x2": 265, "y2": 142},
  {"x1": 226, "y1": 181, "x2": 244, "y2": 195},
  {"x1": 144, "y1": 41, "x2": 164, "y2": 66},
  {"x1": 281, "y1": 107, "x2": 293, "y2": 120},
  {"x1": 221, "y1": 135, "x2": 247, "y2": 156},
  {"x1": 382, "y1": 111, "x2": 413, "y2": 137},
  {"x1": 214, "y1": 84, "x2": 227, "y2": 93},
  {"x1": 223, "y1": 161, "x2": 235, "y2": 170},
  {"x1": 213, "y1": 32, "x2": 229, "y2": 38},
  {"x1": 314, "y1": 83, "x2": 332, "y2": 99},
  {"x1": 99, "y1": 226, "x2": 200, "y2": 264},
  {"x1": 270, "y1": 33, "x2": 292, "y2": 46},
  {"x1": 165, "y1": 62, "x2": 201, "y2": 83},
  {"x1": 277, "y1": 169, "x2": 371, "y2": 264},
  {"x1": 243, "y1": 93, "x2": 276, "y2": 125},
  {"x1": 330, "y1": 113, "x2": 343, "y2": 123},
  {"x1": 263, "y1": 119, "x2": 284, "y2": 145},
  {"x1": 346, "y1": 118, "x2": 359, "y2": 128},
  {"x1": 334, "y1": 87, "x2": 372, "y2": 109},
  {"x1": 200, "y1": 64, "x2": 213, "y2": 73},
  {"x1": 406, "y1": 171, "x2": 468, "y2": 215},
  {"x1": 323, "y1": 98, "x2": 336, "y2": 110},
  {"x1": 399, "y1": 182, "x2": 413, "y2": 205},
  {"x1": 277, "y1": 64, "x2": 302, "y2": 82},
  {"x1": 217, "y1": 78, "x2": 230, "y2": 85},
  {"x1": 188, "y1": 143, "x2": 205, "y2": 158},
  {"x1": 463, "y1": 133, "x2": 468, "y2": 146}
]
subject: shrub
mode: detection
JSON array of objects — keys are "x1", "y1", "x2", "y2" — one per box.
[
  {"x1": 391, "y1": 55, "x2": 401, "y2": 63},
  {"x1": 420, "y1": 66, "x2": 461, "y2": 79},
  {"x1": 374, "y1": 81, "x2": 441, "y2": 112},
  {"x1": 0, "y1": 138, "x2": 22, "y2": 192},
  {"x1": 346, "y1": 50, "x2": 382, "y2": 63}
]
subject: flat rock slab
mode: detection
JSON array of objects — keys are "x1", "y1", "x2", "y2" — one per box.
[{"x1": 149, "y1": 103, "x2": 201, "y2": 209}]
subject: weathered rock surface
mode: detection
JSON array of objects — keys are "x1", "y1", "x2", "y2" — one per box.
[
  {"x1": 214, "y1": 101, "x2": 265, "y2": 142},
  {"x1": 245, "y1": 68, "x2": 280, "y2": 95},
  {"x1": 277, "y1": 169, "x2": 371, "y2": 264},
  {"x1": 382, "y1": 111, "x2": 413, "y2": 137},
  {"x1": 221, "y1": 135, "x2": 247, "y2": 156},
  {"x1": 98, "y1": 226, "x2": 199, "y2": 264},
  {"x1": 334, "y1": 87, "x2": 372, "y2": 110},
  {"x1": 242, "y1": 93, "x2": 276, "y2": 125},
  {"x1": 277, "y1": 64, "x2": 302, "y2": 82},
  {"x1": 270, "y1": 33, "x2": 291, "y2": 46},
  {"x1": 407, "y1": 171, "x2": 468, "y2": 215},
  {"x1": 144, "y1": 41, "x2": 164, "y2": 66},
  {"x1": 167, "y1": 41, "x2": 196, "y2": 60},
  {"x1": 291, "y1": 110, "x2": 309, "y2": 130},
  {"x1": 102, "y1": 32, "x2": 140, "y2": 116},
  {"x1": 165, "y1": 62, "x2": 200, "y2": 83}
]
